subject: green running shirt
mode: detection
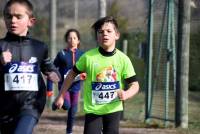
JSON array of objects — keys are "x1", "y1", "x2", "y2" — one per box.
[{"x1": 76, "y1": 47, "x2": 136, "y2": 115}]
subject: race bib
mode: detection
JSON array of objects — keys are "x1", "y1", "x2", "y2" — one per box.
[
  {"x1": 4, "y1": 62, "x2": 39, "y2": 91},
  {"x1": 91, "y1": 81, "x2": 120, "y2": 105}
]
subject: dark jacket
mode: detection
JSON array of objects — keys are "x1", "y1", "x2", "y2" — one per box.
[
  {"x1": 47, "y1": 48, "x2": 84, "y2": 92},
  {"x1": 0, "y1": 32, "x2": 59, "y2": 123}
]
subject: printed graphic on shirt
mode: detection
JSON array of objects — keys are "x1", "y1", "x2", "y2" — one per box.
[
  {"x1": 4, "y1": 62, "x2": 39, "y2": 91},
  {"x1": 96, "y1": 66, "x2": 117, "y2": 82},
  {"x1": 92, "y1": 66, "x2": 119, "y2": 104}
]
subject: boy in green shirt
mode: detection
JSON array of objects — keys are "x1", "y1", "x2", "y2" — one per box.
[{"x1": 54, "y1": 16, "x2": 139, "y2": 134}]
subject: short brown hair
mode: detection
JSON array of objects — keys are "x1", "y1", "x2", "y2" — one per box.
[
  {"x1": 91, "y1": 16, "x2": 119, "y2": 39},
  {"x1": 3, "y1": 0, "x2": 34, "y2": 17}
]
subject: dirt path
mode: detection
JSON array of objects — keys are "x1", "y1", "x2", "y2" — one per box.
[{"x1": 33, "y1": 109, "x2": 178, "y2": 134}]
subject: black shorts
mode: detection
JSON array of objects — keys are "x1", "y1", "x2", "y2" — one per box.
[{"x1": 84, "y1": 111, "x2": 122, "y2": 134}]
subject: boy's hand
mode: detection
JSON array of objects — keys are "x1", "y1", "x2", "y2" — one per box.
[
  {"x1": 54, "y1": 96, "x2": 64, "y2": 109},
  {"x1": 46, "y1": 72, "x2": 60, "y2": 83},
  {"x1": 0, "y1": 49, "x2": 12, "y2": 65},
  {"x1": 117, "y1": 89, "x2": 128, "y2": 101}
]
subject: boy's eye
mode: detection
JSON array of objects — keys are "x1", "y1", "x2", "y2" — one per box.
[
  {"x1": 16, "y1": 15, "x2": 23, "y2": 19},
  {"x1": 5, "y1": 14, "x2": 24, "y2": 20},
  {"x1": 98, "y1": 29, "x2": 113, "y2": 34}
]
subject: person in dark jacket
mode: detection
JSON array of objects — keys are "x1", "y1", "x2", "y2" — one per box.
[
  {"x1": 0, "y1": 0, "x2": 60, "y2": 134},
  {"x1": 47, "y1": 29, "x2": 86, "y2": 134}
]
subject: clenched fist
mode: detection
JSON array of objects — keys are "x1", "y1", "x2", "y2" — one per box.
[{"x1": 0, "y1": 49, "x2": 12, "y2": 65}]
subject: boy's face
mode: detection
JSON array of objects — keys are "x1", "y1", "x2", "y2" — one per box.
[
  {"x1": 97, "y1": 22, "x2": 120, "y2": 51},
  {"x1": 4, "y1": 3, "x2": 35, "y2": 36}
]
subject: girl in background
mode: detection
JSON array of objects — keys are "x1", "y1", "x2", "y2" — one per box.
[{"x1": 47, "y1": 29, "x2": 85, "y2": 134}]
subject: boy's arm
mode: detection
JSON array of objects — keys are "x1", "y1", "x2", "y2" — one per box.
[
  {"x1": 46, "y1": 71, "x2": 60, "y2": 83},
  {"x1": 54, "y1": 69, "x2": 78, "y2": 109},
  {"x1": 41, "y1": 45, "x2": 61, "y2": 82},
  {"x1": 46, "y1": 54, "x2": 61, "y2": 98},
  {"x1": 117, "y1": 81, "x2": 139, "y2": 101}
]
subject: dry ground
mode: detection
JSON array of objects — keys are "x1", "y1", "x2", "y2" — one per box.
[{"x1": 33, "y1": 108, "x2": 181, "y2": 134}]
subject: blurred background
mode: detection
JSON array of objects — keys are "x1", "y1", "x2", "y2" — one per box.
[{"x1": 0, "y1": 0, "x2": 200, "y2": 132}]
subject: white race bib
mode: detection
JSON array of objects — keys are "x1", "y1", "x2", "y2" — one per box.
[
  {"x1": 91, "y1": 81, "x2": 120, "y2": 105},
  {"x1": 4, "y1": 73, "x2": 38, "y2": 91},
  {"x1": 4, "y1": 62, "x2": 39, "y2": 91}
]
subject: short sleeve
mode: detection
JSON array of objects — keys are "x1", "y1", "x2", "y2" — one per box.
[{"x1": 75, "y1": 53, "x2": 86, "y2": 72}]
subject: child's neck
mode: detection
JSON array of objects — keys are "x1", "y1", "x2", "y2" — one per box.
[
  {"x1": 99, "y1": 47, "x2": 116, "y2": 56},
  {"x1": 66, "y1": 46, "x2": 77, "y2": 51},
  {"x1": 101, "y1": 46, "x2": 115, "y2": 52}
]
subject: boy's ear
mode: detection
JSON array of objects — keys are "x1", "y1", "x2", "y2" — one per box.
[
  {"x1": 115, "y1": 31, "x2": 120, "y2": 40},
  {"x1": 29, "y1": 17, "x2": 36, "y2": 27}
]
